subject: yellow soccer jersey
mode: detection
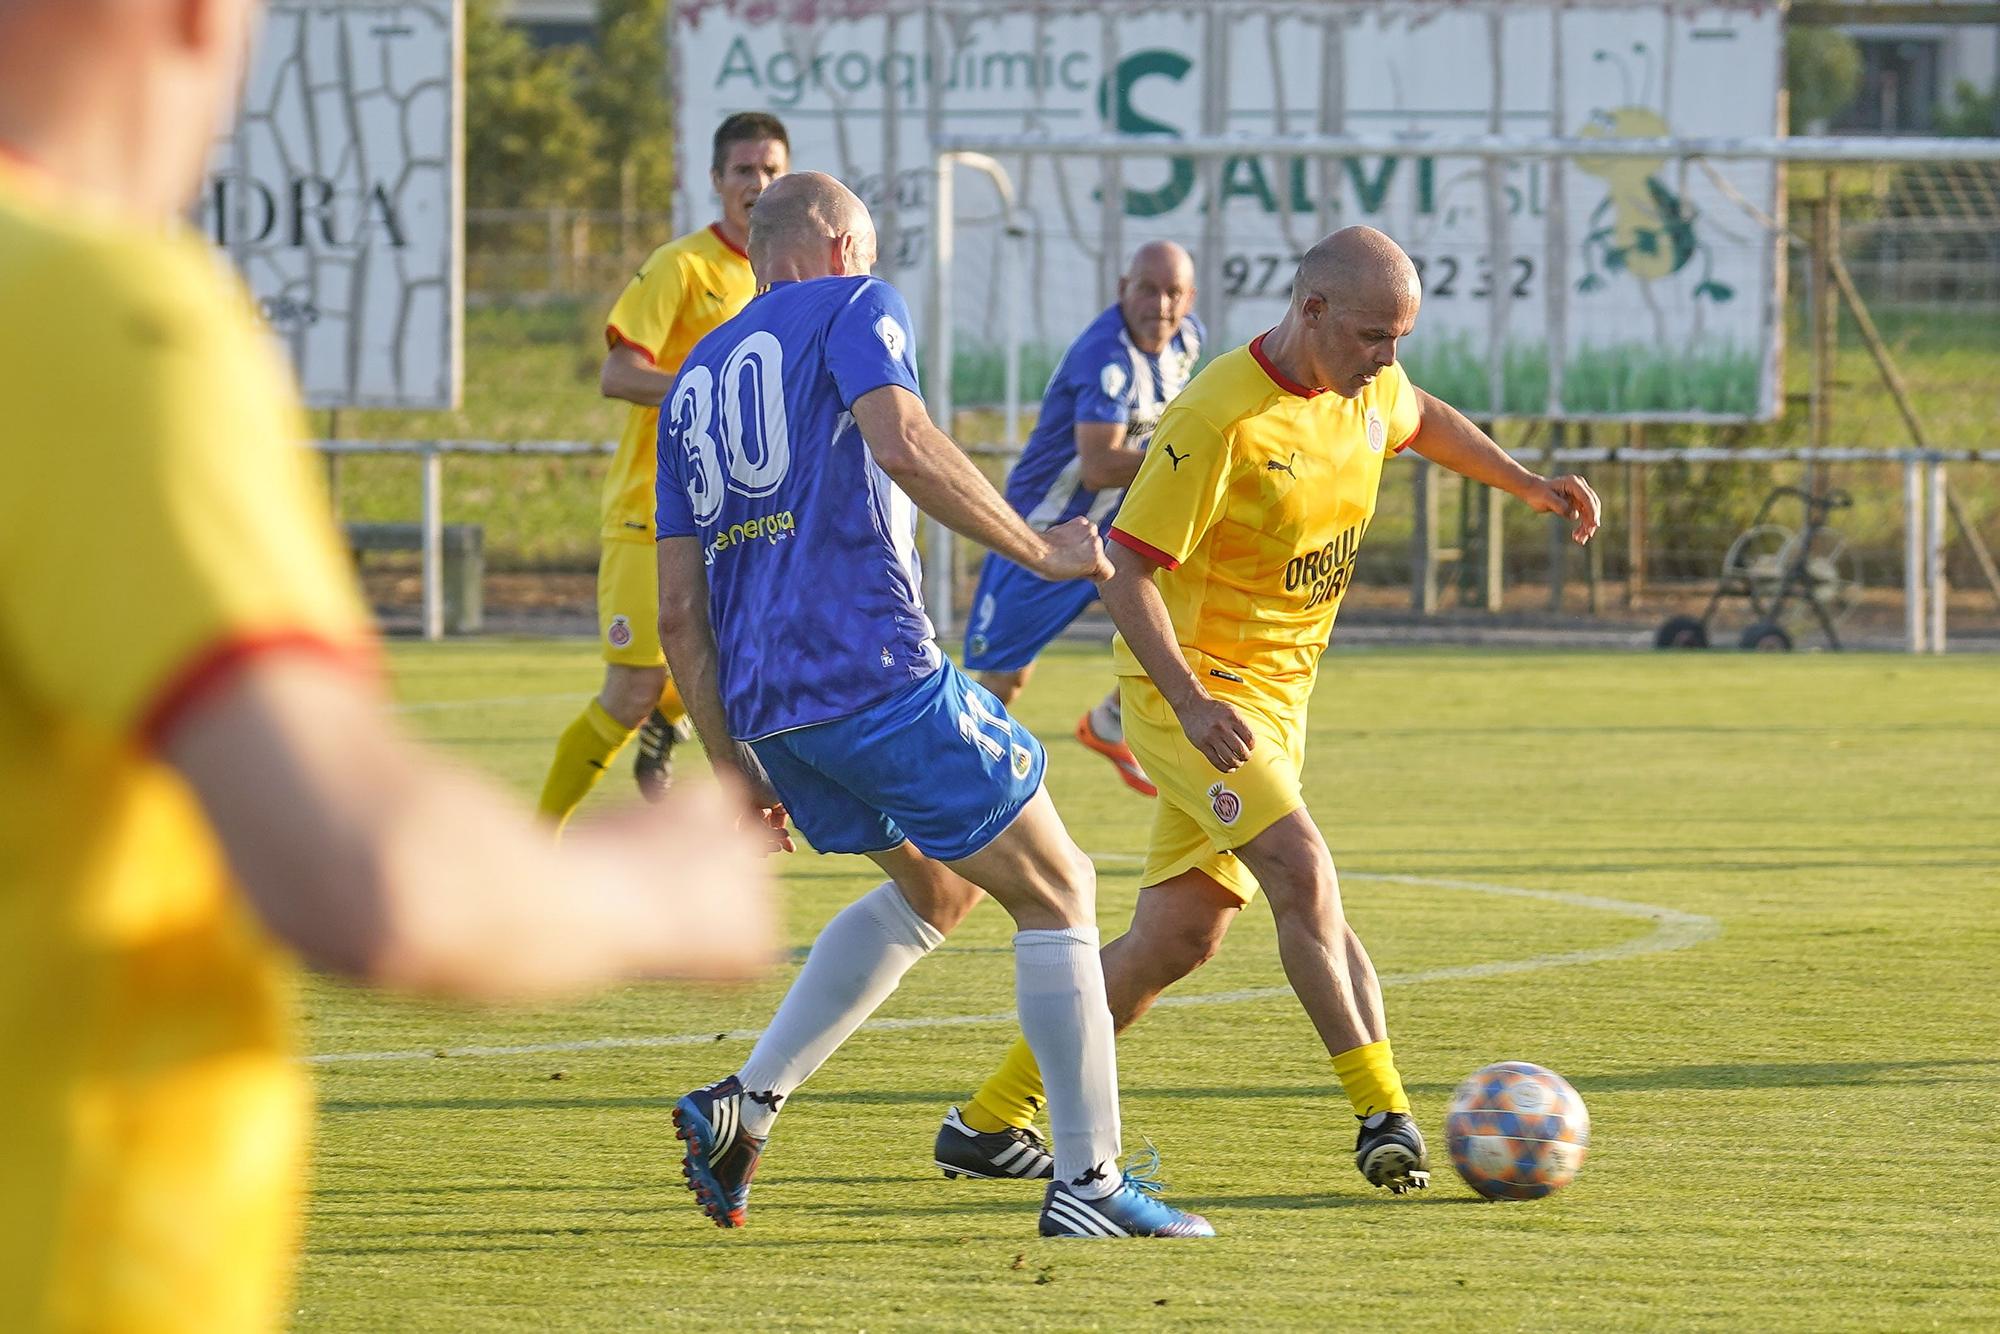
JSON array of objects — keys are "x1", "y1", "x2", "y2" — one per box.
[
  {"x1": 601, "y1": 223, "x2": 755, "y2": 541},
  {"x1": 1109, "y1": 334, "x2": 1421, "y2": 711},
  {"x1": 0, "y1": 156, "x2": 373, "y2": 1332}
]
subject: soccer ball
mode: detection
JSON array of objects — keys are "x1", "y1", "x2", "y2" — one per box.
[{"x1": 1444, "y1": 1061, "x2": 1590, "y2": 1200}]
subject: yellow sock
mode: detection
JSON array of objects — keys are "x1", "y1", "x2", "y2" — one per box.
[
  {"x1": 962, "y1": 1036, "x2": 1046, "y2": 1133},
  {"x1": 656, "y1": 674, "x2": 688, "y2": 728},
  {"x1": 1331, "y1": 1038, "x2": 1411, "y2": 1119},
  {"x1": 536, "y1": 699, "x2": 637, "y2": 829}
]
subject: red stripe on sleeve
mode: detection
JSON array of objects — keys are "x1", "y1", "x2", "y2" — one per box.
[
  {"x1": 1108, "y1": 527, "x2": 1181, "y2": 571},
  {"x1": 0, "y1": 139, "x2": 44, "y2": 172},
  {"x1": 604, "y1": 326, "x2": 657, "y2": 362},
  {"x1": 138, "y1": 632, "x2": 379, "y2": 752}
]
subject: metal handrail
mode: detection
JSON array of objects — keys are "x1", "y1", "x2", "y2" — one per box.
[{"x1": 312, "y1": 438, "x2": 1978, "y2": 650}]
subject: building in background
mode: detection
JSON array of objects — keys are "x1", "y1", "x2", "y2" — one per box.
[
  {"x1": 1829, "y1": 4, "x2": 1999, "y2": 132},
  {"x1": 502, "y1": 0, "x2": 1992, "y2": 131},
  {"x1": 501, "y1": 0, "x2": 594, "y2": 47}
]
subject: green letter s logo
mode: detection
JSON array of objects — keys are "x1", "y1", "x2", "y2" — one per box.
[{"x1": 1097, "y1": 50, "x2": 1195, "y2": 219}]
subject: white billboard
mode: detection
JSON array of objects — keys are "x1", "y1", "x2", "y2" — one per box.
[
  {"x1": 675, "y1": 0, "x2": 1784, "y2": 421},
  {"x1": 205, "y1": 1, "x2": 462, "y2": 410}
]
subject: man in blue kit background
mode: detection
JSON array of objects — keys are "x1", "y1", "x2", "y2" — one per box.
[{"x1": 962, "y1": 240, "x2": 1201, "y2": 798}]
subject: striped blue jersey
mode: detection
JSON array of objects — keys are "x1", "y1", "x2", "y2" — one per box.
[
  {"x1": 1002, "y1": 305, "x2": 1202, "y2": 530},
  {"x1": 655, "y1": 275, "x2": 938, "y2": 741}
]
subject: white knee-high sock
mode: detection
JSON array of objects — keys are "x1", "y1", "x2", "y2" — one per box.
[
  {"x1": 734, "y1": 882, "x2": 943, "y2": 1137},
  {"x1": 1088, "y1": 689, "x2": 1124, "y2": 743},
  {"x1": 1013, "y1": 926, "x2": 1122, "y2": 1198}
]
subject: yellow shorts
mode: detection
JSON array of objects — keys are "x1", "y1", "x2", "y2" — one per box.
[
  {"x1": 1119, "y1": 673, "x2": 1307, "y2": 903},
  {"x1": 597, "y1": 538, "x2": 665, "y2": 668}
]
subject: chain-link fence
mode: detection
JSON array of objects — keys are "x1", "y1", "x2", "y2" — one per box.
[
  {"x1": 467, "y1": 207, "x2": 670, "y2": 304},
  {"x1": 1842, "y1": 159, "x2": 2000, "y2": 306},
  {"x1": 325, "y1": 435, "x2": 1996, "y2": 650},
  {"x1": 336, "y1": 144, "x2": 2000, "y2": 652}
]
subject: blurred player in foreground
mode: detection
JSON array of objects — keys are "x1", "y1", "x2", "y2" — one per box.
[
  {"x1": 962, "y1": 241, "x2": 1202, "y2": 799},
  {"x1": 0, "y1": 3, "x2": 775, "y2": 1328},
  {"x1": 536, "y1": 112, "x2": 789, "y2": 828},
  {"x1": 657, "y1": 173, "x2": 1213, "y2": 1239},
  {"x1": 935, "y1": 227, "x2": 1600, "y2": 1192}
]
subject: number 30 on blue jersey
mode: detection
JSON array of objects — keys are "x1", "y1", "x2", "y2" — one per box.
[
  {"x1": 654, "y1": 274, "x2": 935, "y2": 742},
  {"x1": 668, "y1": 330, "x2": 792, "y2": 525}
]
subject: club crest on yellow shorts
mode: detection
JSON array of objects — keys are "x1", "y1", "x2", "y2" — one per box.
[
  {"x1": 1118, "y1": 673, "x2": 1309, "y2": 904},
  {"x1": 596, "y1": 540, "x2": 666, "y2": 666}
]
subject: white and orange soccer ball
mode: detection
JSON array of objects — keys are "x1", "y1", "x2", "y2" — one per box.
[{"x1": 1444, "y1": 1061, "x2": 1590, "y2": 1200}]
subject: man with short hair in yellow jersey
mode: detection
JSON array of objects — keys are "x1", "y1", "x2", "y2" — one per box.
[
  {"x1": 0, "y1": 3, "x2": 776, "y2": 1328},
  {"x1": 934, "y1": 226, "x2": 1601, "y2": 1193},
  {"x1": 537, "y1": 113, "x2": 789, "y2": 827}
]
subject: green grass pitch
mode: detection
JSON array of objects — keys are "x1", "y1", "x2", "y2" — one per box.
[{"x1": 297, "y1": 640, "x2": 2000, "y2": 1330}]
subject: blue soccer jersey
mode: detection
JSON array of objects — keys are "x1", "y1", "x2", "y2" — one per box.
[
  {"x1": 1002, "y1": 305, "x2": 1202, "y2": 530},
  {"x1": 656, "y1": 275, "x2": 938, "y2": 741}
]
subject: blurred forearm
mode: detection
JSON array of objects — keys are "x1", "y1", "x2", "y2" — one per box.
[{"x1": 164, "y1": 657, "x2": 771, "y2": 1000}]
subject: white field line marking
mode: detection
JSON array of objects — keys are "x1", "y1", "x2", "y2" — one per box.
[{"x1": 307, "y1": 868, "x2": 1719, "y2": 1066}]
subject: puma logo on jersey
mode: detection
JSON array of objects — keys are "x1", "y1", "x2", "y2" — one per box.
[
  {"x1": 1266, "y1": 453, "x2": 1298, "y2": 478},
  {"x1": 1162, "y1": 443, "x2": 1188, "y2": 471},
  {"x1": 704, "y1": 289, "x2": 723, "y2": 303}
]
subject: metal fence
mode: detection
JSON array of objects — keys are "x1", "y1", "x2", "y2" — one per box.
[
  {"x1": 408, "y1": 138, "x2": 2000, "y2": 654},
  {"x1": 467, "y1": 207, "x2": 670, "y2": 304},
  {"x1": 319, "y1": 438, "x2": 1995, "y2": 652}
]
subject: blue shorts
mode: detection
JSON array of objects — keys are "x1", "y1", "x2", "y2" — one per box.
[
  {"x1": 749, "y1": 661, "x2": 1047, "y2": 862},
  {"x1": 960, "y1": 553, "x2": 1100, "y2": 672}
]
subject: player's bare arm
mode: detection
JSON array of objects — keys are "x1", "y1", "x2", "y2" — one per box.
[
  {"x1": 163, "y1": 656, "x2": 777, "y2": 999},
  {"x1": 655, "y1": 535, "x2": 752, "y2": 782},
  {"x1": 850, "y1": 383, "x2": 1113, "y2": 582},
  {"x1": 1075, "y1": 420, "x2": 1146, "y2": 492},
  {"x1": 657, "y1": 537, "x2": 795, "y2": 841},
  {"x1": 601, "y1": 341, "x2": 679, "y2": 408},
  {"x1": 1406, "y1": 388, "x2": 1602, "y2": 544},
  {"x1": 1099, "y1": 540, "x2": 1255, "y2": 771}
]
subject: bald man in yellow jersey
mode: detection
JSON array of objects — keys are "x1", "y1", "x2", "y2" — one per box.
[
  {"x1": 934, "y1": 227, "x2": 1600, "y2": 1193},
  {"x1": 0, "y1": 3, "x2": 774, "y2": 1329},
  {"x1": 537, "y1": 114, "x2": 789, "y2": 827}
]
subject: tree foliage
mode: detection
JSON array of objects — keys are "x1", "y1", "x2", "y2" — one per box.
[
  {"x1": 1786, "y1": 27, "x2": 1862, "y2": 133},
  {"x1": 1933, "y1": 80, "x2": 2000, "y2": 137},
  {"x1": 464, "y1": 0, "x2": 603, "y2": 209},
  {"x1": 464, "y1": 0, "x2": 679, "y2": 211},
  {"x1": 580, "y1": 0, "x2": 676, "y2": 209}
]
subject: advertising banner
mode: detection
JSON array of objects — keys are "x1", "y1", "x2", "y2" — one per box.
[
  {"x1": 676, "y1": 1, "x2": 1783, "y2": 420},
  {"x1": 206, "y1": 1, "x2": 461, "y2": 409}
]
